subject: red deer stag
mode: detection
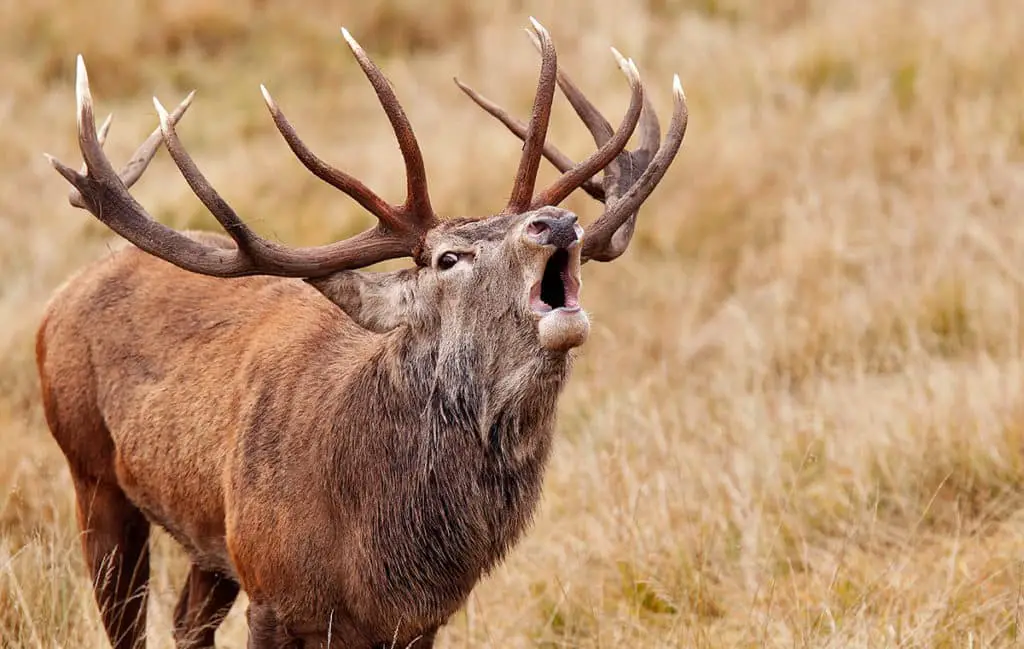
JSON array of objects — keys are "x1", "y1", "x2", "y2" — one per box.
[{"x1": 38, "y1": 19, "x2": 687, "y2": 649}]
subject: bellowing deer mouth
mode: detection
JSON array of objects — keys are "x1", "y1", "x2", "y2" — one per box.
[{"x1": 530, "y1": 249, "x2": 580, "y2": 314}]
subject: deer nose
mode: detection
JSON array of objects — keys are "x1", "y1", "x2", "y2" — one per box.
[{"x1": 526, "y1": 212, "x2": 580, "y2": 248}]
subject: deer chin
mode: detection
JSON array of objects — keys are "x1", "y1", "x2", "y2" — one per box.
[
  {"x1": 537, "y1": 307, "x2": 590, "y2": 351},
  {"x1": 530, "y1": 247, "x2": 589, "y2": 351}
]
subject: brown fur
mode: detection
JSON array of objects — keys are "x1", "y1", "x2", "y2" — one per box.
[
  {"x1": 39, "y1": 20, "x2": 686, "y2": 645},
  {"x1": 38, "y1": 216, "x2": 583, "y2": 648}
]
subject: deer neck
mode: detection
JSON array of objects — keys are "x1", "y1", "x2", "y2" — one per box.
[
  {"x1": 393, "y1": 324, "x2": 572, "y2": 456},
  {"x1": 318, "y1": 324, "x2": 574, "y2": 619}
]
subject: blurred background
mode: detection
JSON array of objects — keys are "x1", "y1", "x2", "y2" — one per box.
[{"x1": 2, "y1": 0, "x2": 1024, "y2": 646}]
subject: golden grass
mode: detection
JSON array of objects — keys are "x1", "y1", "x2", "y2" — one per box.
[{"x1": 3, "y1": 0, "x2": 1024, "y2": 646}]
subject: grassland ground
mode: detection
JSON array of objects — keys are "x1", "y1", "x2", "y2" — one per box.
[{"x1": 2, "y1": 1, "x2": 1024, "y2": 647}]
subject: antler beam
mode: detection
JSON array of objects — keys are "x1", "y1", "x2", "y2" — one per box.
[{"x1": 47, "y1": 30, "x2": 439, "y2": 278}]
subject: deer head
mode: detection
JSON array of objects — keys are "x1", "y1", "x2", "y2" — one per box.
[{"x1": 47, "y1": 19, "x2": 687, "y2": 358}]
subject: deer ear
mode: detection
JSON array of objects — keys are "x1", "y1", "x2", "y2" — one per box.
[{"x1": 307, "y1": 269, "x2": 419, "y2": 333}]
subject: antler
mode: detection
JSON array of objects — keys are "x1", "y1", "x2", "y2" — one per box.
[
  {"x1": 459, "y1": 18, "x2": 646, "y2": 217},
  {"x1": 47, "y1": 32, "x2": 437, "y2": 279},
  {"x1": 259, "y1": 27, "x2": 436, "y2": 235},
  {"x1": 66, "y1": 97, "x2": 194, "y2": 210},
  {"x1": 457, "y1": 33, "x2": 688, "y2": 263}
]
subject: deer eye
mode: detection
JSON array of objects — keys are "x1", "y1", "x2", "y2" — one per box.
[{"x1": 436, "y1": 252, "x2": 459, "y2": 270}]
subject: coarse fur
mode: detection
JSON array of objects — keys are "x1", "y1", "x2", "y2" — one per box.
[{"x1": 37, "y1": 218, "x2": 579, "y2": 647}]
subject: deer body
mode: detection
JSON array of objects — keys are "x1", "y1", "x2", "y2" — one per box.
[
  {"x1": 40, "y1": 20, "x2": 686, "y2": 649},
  {"x1": 39, "y1": 229, "x2": 569, "y2": 641}
]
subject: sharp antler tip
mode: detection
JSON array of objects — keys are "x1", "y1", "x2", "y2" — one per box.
[
  {"x1": 43, "y1": 152, "x2": 73, "y2": 177},
  {"x1": 523, "y1": 26, "x2": 542, "y2": 53},
  {"x1": 153, "y1": 96, "x2": 170, "y2": 127},
  {"x1": 528, "y1": 16, "x2": 551, "y2": 39},
  {"x1": 673, "y1": 74, "x2": 685, "y2": 98},
  {"x1": 340, "y1": 26, "x2": 361, "y2": 51},
  {"x1": 75, "y1": 55, "x2": 92, "y2": 104},
  {"x1": 611, "y1": 47, "x2": 631, "y2": 72},
  {"x1": 452, "y1": 77, "x2": 476, "y2": 98}
]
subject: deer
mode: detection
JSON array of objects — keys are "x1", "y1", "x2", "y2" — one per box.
[{"x1": 37, "y1": 19, "x2": 687, "y2": 649}]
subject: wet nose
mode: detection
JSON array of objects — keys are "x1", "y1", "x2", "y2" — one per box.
[{"x1": 526, "y1": 212, "x2": 579, "y2": 248}]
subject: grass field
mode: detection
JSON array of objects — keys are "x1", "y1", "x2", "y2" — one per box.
[{"x1": 2, "y1": 0, "x2": 1024, "y2": 646}]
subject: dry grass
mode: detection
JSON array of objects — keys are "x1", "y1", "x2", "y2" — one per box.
[{"x1": 2, "y1": 0, "x2": 1024, "y2": 646}]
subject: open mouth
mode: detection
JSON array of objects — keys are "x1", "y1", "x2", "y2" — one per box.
[{"x1": 530, "y1": 249, "x2": 580, "y2": 314}]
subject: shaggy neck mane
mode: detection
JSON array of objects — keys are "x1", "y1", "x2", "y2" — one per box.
[
  {"x1": 370, "y1": 324, "x2": 573, "y2": 456},
  {"x1": 331, "y1": 323, "x2": 574, "y2": 618}
]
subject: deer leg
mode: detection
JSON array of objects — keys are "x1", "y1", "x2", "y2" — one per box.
[
  {"x1": 246, "y1": 603, "x2": 299, "y2": 649},
  {"x1": 73, "y1": 477, "x2": 151, "y2": 649},
  {"x1": 173, "y1": 564, "x2": 240, "y2": 648}
]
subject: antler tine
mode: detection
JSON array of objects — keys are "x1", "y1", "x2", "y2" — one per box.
[
  {"x1": 259, "y1": 28, "x2": 437, "y2": 232},
  {"x1": 503, "y1": 17, "x2": 558, "y2": 215},
  {"x1": 69, "y1": 112, "x2": 111, "y2": 208},
  {"x1": 340, "y1": 28, "x2": 436, "y2": 226},
  {"x1": 636, "y1": 93, "x2": 662, "y2": 159},
  {"x1": 582, "y1": 76, "x2": 688, "y2": 263},
  {"x1": 528, "y1": 51, "x2": 643, "y2": 209},
  {"x1": 68, "y1": 94, "x2": 195, "y2": 209},
  {"x1": 259, "y1": 85, "x2": 396, "y2": 228},
  {"x1": 49, "y1": 55, "x2": 422, "y2": 279},
  {"x1": 94, "y1": 113, "x2": 113, "y2": 150},
  {"x1": 153, "y1": 97, "x2": 260, "y2": 251},
  {"x1": 528, "y1": 32, "x2": 664, "y2": 165},
  {"x1": 48, "y1": 56, "x2": 244, "y2": 273},
  {"x1": 121, "y1": 95, "x2": 194, "y2": 184},
  {"x1": 528, "y1": 33, "x2": 663, "y2": 170},
  {"x1": 452, "y1": 78, "x2": 604, "y2": 201},
  {"x1": 455, "y1": 28, "x2": 652, "y2": 212},
  {"x1": 525, "y1": 29, "x2": 616, "y2": 149}
]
